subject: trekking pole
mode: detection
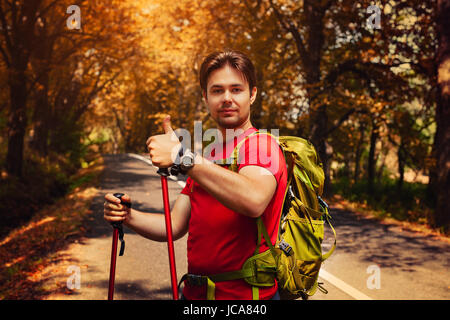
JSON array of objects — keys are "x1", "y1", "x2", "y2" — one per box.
[
  {"x1": 157, "y1": 167, "x2": 179, "y2": 300},
  {"x1": 108, "y1": 192, "x2": 130, "y2": 300}
]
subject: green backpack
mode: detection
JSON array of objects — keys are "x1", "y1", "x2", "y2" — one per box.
[{"x1": 180, "y1": 132, "x2": 337, "y2": 300}]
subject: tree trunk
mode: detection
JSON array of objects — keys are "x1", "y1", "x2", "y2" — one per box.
[
  {"x1": 342, "y1": 157, "x2": 350, "y2": 179},
  {"x1": 367, "y1": 121, "x2": 379, "y2": 194},
  {"x1": 30, "y1": 76, "x2": 50, "y2": 156},
  {"x1": 30, "y1": 18, "x2": 52, "y2": 156},
  {"x1": 308, "y1": 104, "x2": 331, "y2": 196},
  {"x1": 3, "y1": 0, "x2": 42, "y2": 177},
  {"x1": 430, "y1": 0, "x2": 450, "y2": 233},
  {"x1": 397, "y1": 139, "x2": 406, "y2": 191},
  {"x1": 354, "y1": 121, "x2": 366, "y2": 183},
  {"x1": 6, "y1": 69, "x2": 28, "y2": 178}
]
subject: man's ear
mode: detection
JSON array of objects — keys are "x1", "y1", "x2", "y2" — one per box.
[
  {"x1": 202, "y1": 90, "x2": 207, "y2": 102},
  {"x1": 250, "y1": 86, "x2": 257, "y2": 104}
]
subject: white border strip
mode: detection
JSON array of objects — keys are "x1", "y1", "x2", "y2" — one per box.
[
  {"x1": 127, "y1": 153, "x2": 186, "y2": 188},
  {"x1": 319, "y1": 269, "x2": 373, "y2": 300}
]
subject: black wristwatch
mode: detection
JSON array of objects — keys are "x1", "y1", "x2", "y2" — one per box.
[{"x1": 179, "y1": 149, "x2": 196, "y2": 174}]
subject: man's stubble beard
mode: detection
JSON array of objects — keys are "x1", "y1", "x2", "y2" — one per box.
[{"x1": 215, "y1": 111, "x2": 250, "y2": 130}]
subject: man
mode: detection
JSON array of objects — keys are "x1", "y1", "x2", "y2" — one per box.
[{"x1": 104, "y1": 50, "x2": 287, "y2": 300}]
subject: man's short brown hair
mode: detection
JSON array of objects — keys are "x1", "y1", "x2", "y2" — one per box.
[{"x1": 199, "y1": 50, "x2": 256, "y2": 97}]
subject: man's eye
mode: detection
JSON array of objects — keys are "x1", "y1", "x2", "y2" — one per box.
[{"x1": 232, "y1": 88, "x2": 242, "y2": 93}]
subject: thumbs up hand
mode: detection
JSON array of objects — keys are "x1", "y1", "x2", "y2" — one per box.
[
  {"x1": 161, "y1": 115, "x2": 175, "y2": 135},
  {"x1": 146, "y1": 115, "x2": 182, "y2": 168}
]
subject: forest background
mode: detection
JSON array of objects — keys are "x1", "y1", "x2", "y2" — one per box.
[{"x1": 0, "y1": 0, "x2": 448, "y2": 242}]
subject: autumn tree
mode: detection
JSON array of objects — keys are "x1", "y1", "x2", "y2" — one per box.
[
  {"x1": 0, "y1": 0, "x2": 140, "y2": 174},
  {"x1": 0, "y1": 0, "x2": 45, "y2": 177},
  {"x1": 429, "y1": 0, "x2": 449, "y2": 233}
]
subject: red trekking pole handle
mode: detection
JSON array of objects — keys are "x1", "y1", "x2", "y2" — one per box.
[
  {"x1": 108, "y1": 193, "x2": 130, "y2": 300},
  {"x1": 157, "y1": 168, "x2": 179, "y2": 300}
]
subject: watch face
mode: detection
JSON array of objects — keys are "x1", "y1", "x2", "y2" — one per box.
[{"x1": 182, "y1": 155, "x2": 193, "y2": 167}]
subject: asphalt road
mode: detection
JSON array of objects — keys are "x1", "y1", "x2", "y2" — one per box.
[{"x1": 49, "y1": 153, "x2": 450, "y2": 300}]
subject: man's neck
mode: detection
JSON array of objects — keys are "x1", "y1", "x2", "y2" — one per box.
[{"x1": 219, "y1": 121, "x2": 254, "y2": 143}]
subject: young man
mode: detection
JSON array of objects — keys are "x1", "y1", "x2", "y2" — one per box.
[{"x1": 104, "y1": 50, "x2": 287, "y2": 300}]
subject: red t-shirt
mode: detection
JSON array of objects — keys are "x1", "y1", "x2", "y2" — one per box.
[{"x1": 180, "y1": 127, "x2": 287, "y2": 300}]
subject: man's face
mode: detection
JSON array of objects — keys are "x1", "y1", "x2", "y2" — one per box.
[{"x1": 203, "y1": 65, "x2": 257, "y2": 130}]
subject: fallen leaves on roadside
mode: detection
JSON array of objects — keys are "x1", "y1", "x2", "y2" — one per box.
[
  {"x1": 0, "y1": 157, "x2": 104, "y2": 300},
  {"x1": 329, "y1": 194, "x2": 450, "y2": 243}
]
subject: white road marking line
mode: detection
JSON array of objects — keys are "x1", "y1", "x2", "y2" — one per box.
[
  {"x1": 319, "y1": 269, "x2": 373, "y2": 300},
  {"x1": 127, "y1": 153, "x2": 186, "y2": 188},
  {"x1": 127, "y1": 153, "x2": 152, "y2": 166},
  {"x1": 176, "y1": 180, "x2": 186, "y2": 188}
]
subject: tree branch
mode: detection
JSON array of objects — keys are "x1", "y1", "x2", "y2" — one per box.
[
  {"x1": 0, "y1": 42, "x2": 10, "y2": 67},
  {"x1": 268, "y1": 0, "x2": 309, "y2": 62},
  {"x1": 0, "y1": 1, "x2": 13, "y2": 54},
  {"x1": 325, "y1": 107, "x2": 359, "y2": 136}
]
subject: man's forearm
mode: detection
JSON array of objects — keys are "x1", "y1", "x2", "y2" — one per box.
[
  {"x1": 124, "y1": 209, "x2": 169, "y2": 242},
  {"x1": 187, "y1": 154, "x2": 263, "y2": 217}
]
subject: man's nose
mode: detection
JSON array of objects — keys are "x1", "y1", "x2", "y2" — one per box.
[{"x1": 223, "y1": 90, "x2": 232, "y2": 103}]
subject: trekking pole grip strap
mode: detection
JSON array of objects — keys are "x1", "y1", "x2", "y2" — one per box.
[{"x1": 112, "y1": 193, "x2": 131, "y2": 256}]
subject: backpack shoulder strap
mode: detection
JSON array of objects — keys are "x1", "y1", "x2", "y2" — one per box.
[
  {"x1": 225, "y1": 131, "x2": 279, "y2": 172},
  {"x1": 211, "y1": 131, "x2": 261, "y2": 167},
  {"x1": 321, "y1": 209, "x2": 337, "y2": 261}
]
